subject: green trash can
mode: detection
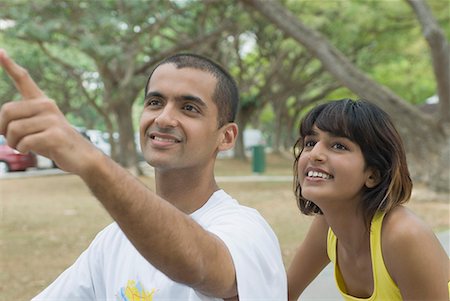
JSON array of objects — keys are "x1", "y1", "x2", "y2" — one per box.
[{"x1": 252, "y1": 145, "x2": 265, "y2": 173}]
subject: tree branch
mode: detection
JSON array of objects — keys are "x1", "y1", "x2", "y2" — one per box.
[
  {"x1": 406, "y1": 0, "x2": 450, "y2": 124},
  {"x1": 134, "y1": 20, "x2": 236, "y2": 76},
  {"x1": 239, "y1": 0, "x2": 434, "y2": 125}
]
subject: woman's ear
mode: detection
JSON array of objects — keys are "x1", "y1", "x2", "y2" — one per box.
[
  {"x1": 218, "y1": 123, "x2": 238, "y2": 152},
  {"x1": 366, "y1": 168, "x2": 381, "y2": 188}
]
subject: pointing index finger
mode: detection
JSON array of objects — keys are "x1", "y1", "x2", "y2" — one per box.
[{"x1": 0, "y1": 49, "x2": 45, "y2": 99}]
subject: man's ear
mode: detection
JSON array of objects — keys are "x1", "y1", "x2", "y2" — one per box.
[
  {"x1": 365, "y1": 168, "x2": 381, "y2": 188},
  {"x1": 218, "y1": 123, "x2": 238, "y2": 152}
]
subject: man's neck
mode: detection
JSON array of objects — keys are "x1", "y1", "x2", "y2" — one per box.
[{"x1": 155, "y1": 168, "x2": 219, "y2": 214}]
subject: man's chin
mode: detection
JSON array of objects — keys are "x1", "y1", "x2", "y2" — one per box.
[{"x1": 145, "y1": 157, "x2": 176, "y2": 170}]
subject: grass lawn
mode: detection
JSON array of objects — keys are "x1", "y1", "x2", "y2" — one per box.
[{"x1": 1, "y1": 154, "x2": 448, "y2": 299}]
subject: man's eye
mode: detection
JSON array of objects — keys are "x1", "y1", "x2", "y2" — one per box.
[
  {"x1": 145, "y1": 99, "x2": 161, "y2": 107},
  {"x1": 183, "y1": 104, "x2": 199, "y2": 113}
]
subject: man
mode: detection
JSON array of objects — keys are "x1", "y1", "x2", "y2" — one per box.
[{"x1": 0, "y1": 50, "x2": 287, "y2": 300}]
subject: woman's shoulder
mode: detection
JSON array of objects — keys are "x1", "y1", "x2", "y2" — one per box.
[
  {"x1": 382, "y1": 205, "x2": 433, "y2": 238},
  {"x1": 380, "y1": 206, "x2": 449, "y2": 299},
  {"x1": 381, "y1": 206, "x2": 443, "y2": 281},
  {"x1": 381, "y1": 205, "x2": 433, "y2": 245}
]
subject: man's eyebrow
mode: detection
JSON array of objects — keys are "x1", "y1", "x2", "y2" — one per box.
[
  {"x1": 177, "y1": 95, "x2": 208, "y2": 108},
  {"x1": 144, "y1": 91, "x2": 208, "y2": 109},
  {"x1": 144, "y1": 91, "x2": 164, "y2": 101}
]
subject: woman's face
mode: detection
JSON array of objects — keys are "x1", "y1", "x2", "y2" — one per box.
[{"x1": 297, "y1": 126, "x2": 376, "y2": 209}]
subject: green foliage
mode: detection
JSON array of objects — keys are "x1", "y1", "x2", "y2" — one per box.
[
  {"x1": 282, "y1": 0, "x2": 447, "y2": 106},
  {"x1": 0, "y1": 0, "x2": 242, "y2": 133},
  {"x1": 259, "y1": 103, "x2": 275, "y2": 124},
  {"x1": 0, "y1": 0, "x2": 447, "y2": 151}
]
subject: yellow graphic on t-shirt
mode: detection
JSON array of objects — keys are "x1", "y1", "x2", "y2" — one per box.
[{"x1": 117, "y1": 280, "x2": 156, "y2": 301}]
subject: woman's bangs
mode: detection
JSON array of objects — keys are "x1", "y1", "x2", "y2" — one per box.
[{"x1": 310, "y1": 106, "x2": 355, "y2": 140}]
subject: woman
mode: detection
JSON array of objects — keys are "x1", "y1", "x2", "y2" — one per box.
[{"x1": 288, "y1": 99, "x2": 449, "y2": 300}]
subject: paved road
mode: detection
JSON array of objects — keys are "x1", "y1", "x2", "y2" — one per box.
[{"x1": 0, "y1": 167, "x2": 66, "y2": 179}]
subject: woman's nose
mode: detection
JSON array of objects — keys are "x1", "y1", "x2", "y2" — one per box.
[{"x1": 309, "y1": 143, "x2": 326, "y2": 162}]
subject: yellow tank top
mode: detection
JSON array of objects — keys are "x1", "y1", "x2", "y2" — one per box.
[
  {"x1": 327, "y1": 212, "x2": 450, "y2": 300},
  {"x1": 327, "y1": 212, "x2": 402, "y2": 300}
]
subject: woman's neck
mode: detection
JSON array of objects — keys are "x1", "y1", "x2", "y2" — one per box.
[{"x1": 323, "y1": 206, "x2": 370, "y2": 255}]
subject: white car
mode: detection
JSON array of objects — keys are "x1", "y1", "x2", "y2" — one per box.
[{"x1": 86, "y1": 129, "x2": 111, "y2": 156}]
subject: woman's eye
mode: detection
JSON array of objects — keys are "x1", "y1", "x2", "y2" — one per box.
[
  {"x1": 332, "y1": 143, "x2": 347, "y2": 150},
  {"x1": 304, "y1": 140, "x2": 316, "y2": 148}
]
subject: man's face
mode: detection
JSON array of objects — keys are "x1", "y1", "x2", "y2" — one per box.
[{"x1": 140, "y1": 63, "x2": 223, "y2": 172}]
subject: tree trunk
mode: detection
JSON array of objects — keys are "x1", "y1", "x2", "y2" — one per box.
[
  {"x1": 113, "y1": 101, "x2": 139, "y2": 171},
  {"x1": 240, "y1": 0, "x2": 449, "y2": 192},
  {"x1": 272, "y1": 100, "x2": 286, "y2": 154},
  {"x1": 406, "y1": 0, "x2": 450, "y2": 124},
  {"x1": 234, "y1": 108, "x2": 250, "y2": 160}
]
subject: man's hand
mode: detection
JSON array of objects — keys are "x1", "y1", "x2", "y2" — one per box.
[{"x1": 0, "y1": 49, "x2": 101, "y2": 174}]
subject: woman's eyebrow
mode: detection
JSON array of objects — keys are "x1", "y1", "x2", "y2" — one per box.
[
  {"x1": 328, "y1": 132, "x2": 349, "y2": 139},
  {"x1": 305, "y1": 128, "x2": 319, "y2": 136}
]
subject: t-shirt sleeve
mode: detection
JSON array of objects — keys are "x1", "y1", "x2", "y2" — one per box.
[{"x1": 207, "y1": 209, "x2": 287, "y2": 301}]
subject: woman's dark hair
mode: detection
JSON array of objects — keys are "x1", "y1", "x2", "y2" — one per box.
[{"x1": 293, "y1": 99, "x2": 412, "y2": 229}]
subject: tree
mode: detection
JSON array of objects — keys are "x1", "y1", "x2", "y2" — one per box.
[
  {"x1": 206, "y1": 18, "x2": 342, "y2": 159},
  {"x1": 407, "y1": 0, "x2": 450, "y2": 124},
  {"x1": 240, "y1": 0, "x2": 449, "y2": 192},
  {"x1": 1, "y1": 0, "x2": 239, "y2": 170}
]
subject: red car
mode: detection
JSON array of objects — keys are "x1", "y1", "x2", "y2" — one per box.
[{"x1": 0, "y1": 135, "x2": 37, "y2": 174}]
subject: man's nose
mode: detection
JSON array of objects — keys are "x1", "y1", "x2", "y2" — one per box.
[{"x1": 155, "y1": 105, "x2": 179, "y2": 128}]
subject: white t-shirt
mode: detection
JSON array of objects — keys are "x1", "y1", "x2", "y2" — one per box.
[{"x1": 33, "y1": 190, "x2": 287, "y2": 300}]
